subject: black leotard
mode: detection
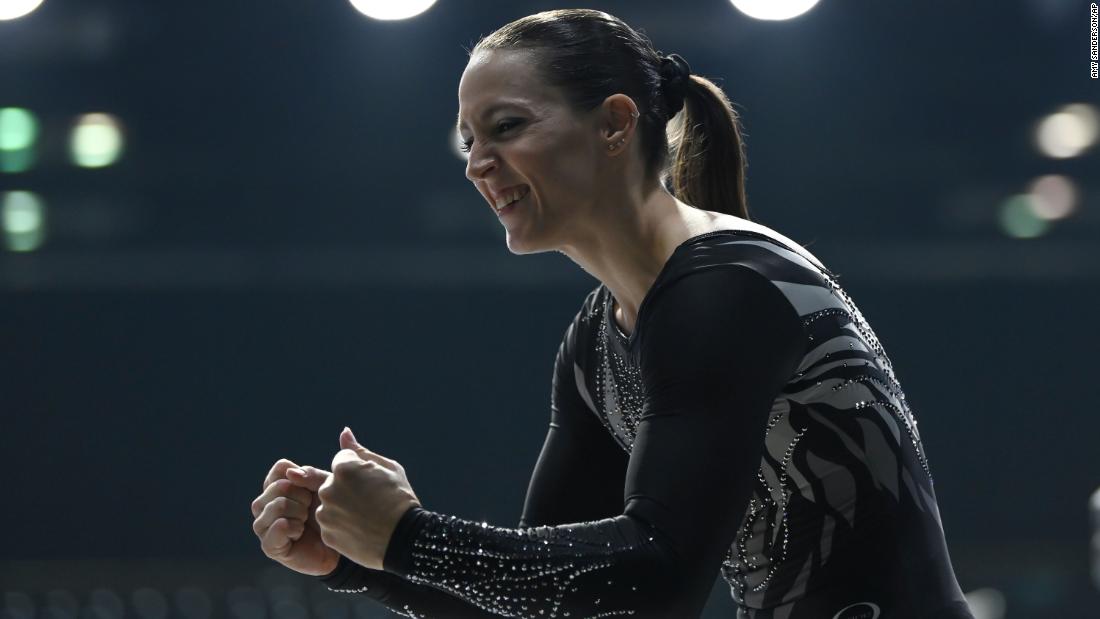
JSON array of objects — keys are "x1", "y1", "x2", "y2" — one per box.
[{"x1": 317, "y1": 229, "x2": 974, "y2": 619}]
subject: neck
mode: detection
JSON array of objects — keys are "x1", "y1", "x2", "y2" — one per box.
[{"x1": 557, "y1": 181, "x2": 708, "y2": 335}]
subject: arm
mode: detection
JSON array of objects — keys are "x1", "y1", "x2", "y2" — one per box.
[
  {"x1": 378, "y1": 266, "x2": 807, "y2": 618},
  {"x1": 518, "y1": 311, "x2": 629, "y2": 528},
  {"x1": 317, "y1": 296, "x2": 628, "y2": 616}
]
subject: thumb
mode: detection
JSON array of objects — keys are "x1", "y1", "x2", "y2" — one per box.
[
  {"x1": 339, "y1": 426, "x2": 370, "y2": 456},
  {"x1": 286, "y1": 465, "x2": 329, "y2": 492}
]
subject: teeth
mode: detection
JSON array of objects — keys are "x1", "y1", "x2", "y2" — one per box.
[{"x1": 495, "y1": 186, "x2": 529, "y2": 210}]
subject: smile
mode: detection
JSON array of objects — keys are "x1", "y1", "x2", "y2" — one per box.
[{"x1": 494, "y1": 186, "x2": 530, "y2": 216}]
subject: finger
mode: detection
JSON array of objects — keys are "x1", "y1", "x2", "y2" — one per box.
[
  {"x1": 339, "y1": 429, "x2": 397, "y2": 471},
  {"x1": 286, "y1": 465, "x2": 330, "y2": 492},
  {"x1": 253, "y1": 495, "x2": 309, "y2": 538},
  {"x1": 251, "y1": 478, "x2": 313, "y2": 519},
  {"x1": 263, "y1": 459, "x2": 300, "y2": 490},
  {"x1": 260, "y1": 517, "x2": 304, "y2": 559}
]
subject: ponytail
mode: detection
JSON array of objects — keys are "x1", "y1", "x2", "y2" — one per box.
[{"x1": 666, "y1": 76, "x2": 751, "y2": 219}]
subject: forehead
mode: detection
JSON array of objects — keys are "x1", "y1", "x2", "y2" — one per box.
[{"x1": 456, "y1": 49, "x2": 553, "y2": 130}]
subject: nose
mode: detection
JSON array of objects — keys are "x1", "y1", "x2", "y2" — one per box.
[{"x1": 464, "y1": 144, "x2": 497, "y2": 183}]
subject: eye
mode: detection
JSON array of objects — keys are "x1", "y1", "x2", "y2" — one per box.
[{"x1": 459, "y1": 119, "x2": 522, "y2": 153}]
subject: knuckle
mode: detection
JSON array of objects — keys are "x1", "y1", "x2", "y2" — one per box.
[{"x1": 290, "y1": 487, "x2": 312, "y2": 506}]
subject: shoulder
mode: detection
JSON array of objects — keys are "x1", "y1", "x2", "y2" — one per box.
[
  {"x1": 636, "y1": 265, "x2": 808, "y2": 384},
  {"x1": 638, "y1": 264, "x2": 809, "y2": 395},
  {"x1": 642, "y1": 264, "x2": 806, "y2": 341},
  {"x1": 556, "y1": 283, "x2": 605, "y2": 361}
]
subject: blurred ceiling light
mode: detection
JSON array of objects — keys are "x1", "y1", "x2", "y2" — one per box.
[
  {"x1": 70, "y1": 112, "x2": 123, "y2": 168},
  {"x1": 0, "y1": 107, "x2": 37, "y2": 173},
  {"x1": 2, "y1": 190, "x2": 46, "y2": 252},
  {"x1": 998, "y1": 194, "x2": 1050, "y2": 239},
  {"x1": 347, "y1": 0, "x2": 437, "y2": 21},
  {"x1": 1027, "y1": 174, "x2": 1078, "y2": 220},
  {"x1": 0, "y1": 0, "x2": 44, "y2": 21},
  {"x1": 451, "y1": 127, "x2": 469, "y2": 162},
  {"x1": 729, "y1": 0, "x2": 821, "y2": 20},
  {"x1": 1035, "y1": 103, "x2": 1099, "y2": 158},
  {"x1": 963, "y1": 588, "x2": 1006, "y2": 619}
]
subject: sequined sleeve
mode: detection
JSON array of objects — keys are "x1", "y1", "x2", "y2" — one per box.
[
  {"x1": 314, "y1": 291, "x2": 627, "y2": 617},
  {"x1": 318, "y1": 552, "x2": 503, "y2": 617},
  {"x1": 378, "y1": 267, "x2": 808, "y2": 618}
]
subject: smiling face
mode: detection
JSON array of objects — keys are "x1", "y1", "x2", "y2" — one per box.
[{"x1": 457, "y1": 48, "x2": 609, "y2": 254}]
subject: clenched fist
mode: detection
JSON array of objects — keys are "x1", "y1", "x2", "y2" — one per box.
[
  {"x1": 250, "y1": 458, "x2": 340, "y2": 576},
  {"x1": 285, "y1": 427, "x2": 422, "y2": 571}
]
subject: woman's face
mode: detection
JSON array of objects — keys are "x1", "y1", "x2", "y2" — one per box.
[{"x1": 457, "y1": 48, "x2": 609, "y2": 254}]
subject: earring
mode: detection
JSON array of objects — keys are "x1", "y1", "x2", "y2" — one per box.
[{"x1": 610, "y1": 112, "x2": 637, "y2": 150}]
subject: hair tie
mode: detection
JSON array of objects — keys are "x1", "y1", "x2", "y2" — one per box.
[{"x1": 659, "y1": 53, "x2": 692, "y2": 119}]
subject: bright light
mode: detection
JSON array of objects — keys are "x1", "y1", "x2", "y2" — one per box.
[
  {"x1": 2, "y1": 190, "x2": 46, "y2": 252},
  {"x1": 729, "y1": 0, "x2": 821, "y2": 20},
  {"x1": 348, "y1": 0, "x2": 437, "y2": 21},
  {"x1": 963, "y1": 588, "x2": 1006, "y2": 619},
  {"x1": 70, "y1": 113, "x2": 124, "y2": 168},
  {"x1": 1026, "y1": 174, "x2": 1078, "y2": 220},
  {"x1": 451, "y1": 127, "x2": 469, "y2": 162},
  {"x1": 0, "y1": 107, "x2": 38, "y2": 173},
  {"x1": 998, "y1": 194, "x2": 1050, "y2": 239},
  {"x1": 0, "y1": 108, "x2": 37, "y2": 151},
  {"x1": 0, "y1": 0, "x2": 44, "y2": 21},
  {"x1": 1035, "y1": 103, "x2": 1099, "y2": 158}
]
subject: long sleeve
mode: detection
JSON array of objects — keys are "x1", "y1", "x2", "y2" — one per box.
[
  {"x1": 319, "y1": 552, "x2": 499, "y2": 617},
  {"x1": 317, "y1": 298, "x2": 628, "y2": 617},
  {"x1": 518, "y1": 308, "x2": 629, "y2": 528},
  {"x1": 378, "y1": 266, "x2": 808, "y2": 619}
]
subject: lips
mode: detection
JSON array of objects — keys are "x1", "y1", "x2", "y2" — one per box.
[
  {"x1": 491, "y1": 184, "x2": 530, "y2": 211},
  {"x1": 495, "y1": 188, "x2": 529, "y2": 216}
]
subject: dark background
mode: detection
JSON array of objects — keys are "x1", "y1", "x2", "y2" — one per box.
[{"x1": 1, "y1": 0, "x2": 1097, "y2": 617}]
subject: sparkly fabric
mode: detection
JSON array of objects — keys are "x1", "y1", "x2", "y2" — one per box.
[
  {"x1": 319, "y1": 229, "x2": 972, "y2": 619},
  {"x1": 383, "y1": 507, "x2": 664, "y2": 618},
  {"x1": 585, "y1": 230, "x2": 969, "y2": 617}
]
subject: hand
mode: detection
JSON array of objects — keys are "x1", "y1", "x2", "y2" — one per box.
[
  {"x1": 251, "y1": 458, "x2": 340, "y2": 576},
  {"x1": 287, "y1": 427, "x2": 421, "y2": 571}
]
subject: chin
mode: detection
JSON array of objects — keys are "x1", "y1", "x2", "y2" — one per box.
[{"x1": 504, "y1": 232, "x2": 551, "y2": 255}]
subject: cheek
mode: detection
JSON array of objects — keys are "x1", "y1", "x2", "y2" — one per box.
[{"x1": 531, "y1": 140, "x2": 596, "y2": 197}]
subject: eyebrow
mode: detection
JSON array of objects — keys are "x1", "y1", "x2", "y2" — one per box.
[{"x1": 455, "y1": 101, "x2": 529, "y2": 133}]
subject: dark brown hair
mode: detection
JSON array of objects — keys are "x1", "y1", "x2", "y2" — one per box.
[{"x1": 470, "y1": 8, "x2": 751, "y2": 219}]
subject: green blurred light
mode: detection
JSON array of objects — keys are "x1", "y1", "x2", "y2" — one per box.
[
  {"x1": 2, "y1": 191, "x2": 46, "y2": 252},
  {"x1": 998, "y1": 194, "x2": 1050, "y2": 239},
  {"x1": 0, "y1": 148, "x2": 34, "y2": 173},
  {"x1": 0, "y1": 108, "x2": 39, "y2": 173},
  {"x1": 70, "y1": 113, "x2": 123, "y2": 168},
  {"x1": 0, "y1": 108, "x2": 37, "y2": 150}
]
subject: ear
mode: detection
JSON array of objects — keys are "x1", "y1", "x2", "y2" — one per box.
[{"x1": 600, "y1": 94, "x2": 640, "y2": 153}]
